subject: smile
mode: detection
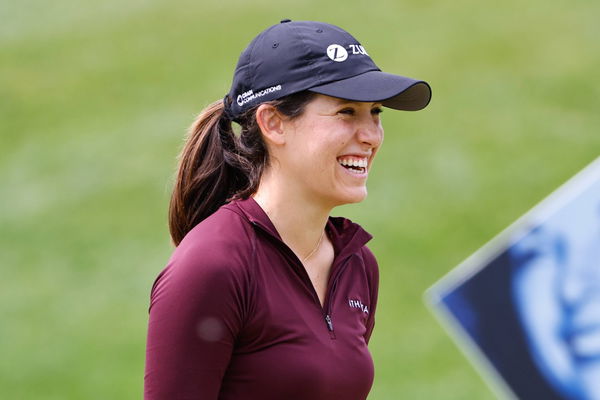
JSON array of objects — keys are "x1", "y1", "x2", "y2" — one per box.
[
  {"x1": 567, "y1": 321, "x2": 600, "y2": 360},
  {"x1": 337, "y1": 156, "x2": 368, "y2": 174}
]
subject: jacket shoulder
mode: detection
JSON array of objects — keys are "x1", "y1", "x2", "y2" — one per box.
[
  {"x1": 149, "y1": 207, "x2": 256, "y2": 307},
  {"x1": 359, "y1": 246, "x2": 379, "y2": 284},
  {"x1": 177, "y1": 206, "x2": 255, "y2": 262}
]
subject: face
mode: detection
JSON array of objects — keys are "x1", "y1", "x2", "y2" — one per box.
[
  {"x1": 273, "y1": 94, "x2": 384, "y2": 209},
  {"x1": 510, "y1": 182, "x2": 600, "y2": 399}
]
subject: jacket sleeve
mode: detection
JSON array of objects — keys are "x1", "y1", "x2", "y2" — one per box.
[
  {"x1": 144, "y1": 245, "x2": 247, "y2": 399},
  {"x1": 361, "y1": 246, "x2": 379, "y2": 344}
]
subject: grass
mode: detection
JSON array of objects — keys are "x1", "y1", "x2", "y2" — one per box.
[{"x1": 2, "y1": 0, "x2": 599, "y2": 398}]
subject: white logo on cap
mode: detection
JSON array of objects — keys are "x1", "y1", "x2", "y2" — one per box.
[
  {"x1": 326, "y1": 44, "x2": 348, "y2": 62},
  {"x1": 236, "y1": 85, "x2": 282, "y2": 107}
]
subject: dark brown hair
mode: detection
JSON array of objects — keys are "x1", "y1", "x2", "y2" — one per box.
[{"x1": 168, "y1": 91, "x2": 315, "y2": 246}]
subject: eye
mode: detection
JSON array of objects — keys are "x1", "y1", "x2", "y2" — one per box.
[
  {"x1": 338, "y1": 107, "x2": 355, "y2": 115},
  {"x1": 371, "y1": 107, "x2": 383, "y2": 115}
]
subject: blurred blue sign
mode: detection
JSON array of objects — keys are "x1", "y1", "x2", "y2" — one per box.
[{"x1": 427, "y1": 157, "x2": 600, "y2": 400}]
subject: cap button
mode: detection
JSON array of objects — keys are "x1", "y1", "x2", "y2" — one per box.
[{"x1": 280, "y1": 19, "x2": 292, "y2": 23}]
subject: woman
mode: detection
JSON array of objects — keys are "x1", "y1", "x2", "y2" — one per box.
[{"x1": 144, "y1": 20, "x2": 431, "y2": 399}]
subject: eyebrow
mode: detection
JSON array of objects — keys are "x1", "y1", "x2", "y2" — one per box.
[{"x1": 331, "y1": 98, "x2": 382, "y2": 106}]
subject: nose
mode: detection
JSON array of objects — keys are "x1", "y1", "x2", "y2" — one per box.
[
  {"x1": 356, "y1": 114, "x2": 383, "y2": 149},
  {"x1": 560, "y1": 232, "x2": 600, "y2": 305},
  {"x1": 556, "y1": 211, "x2": 600, "y2": 306}
]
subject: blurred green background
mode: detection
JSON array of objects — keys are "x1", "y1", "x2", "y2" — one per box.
[{"x1": 2, "y1": 0, "x2": 599, "y2": 398}]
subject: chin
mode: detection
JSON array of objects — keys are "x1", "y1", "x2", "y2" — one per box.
[{"x1": 332, "y1": 188, "x2": 368, "y2": 206}]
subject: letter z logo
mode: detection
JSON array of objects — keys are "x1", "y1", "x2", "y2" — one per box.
[{"x1": 326, "y1": 44, "x2": 348, "y2": 62}]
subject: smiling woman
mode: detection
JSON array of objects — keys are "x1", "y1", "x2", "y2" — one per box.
[
  {"x1": 144, "y1": 19, "x2": 431, "y2": 400},
  {"x1": 256, "y1": 95, "x2": 384, "y2": 211}
]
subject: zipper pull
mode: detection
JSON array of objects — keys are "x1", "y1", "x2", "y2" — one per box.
[{"x1": 325, "y1": 314, "x2": 334, "y2": 332}]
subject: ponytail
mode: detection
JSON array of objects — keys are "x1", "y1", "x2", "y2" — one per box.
[{"x1": 169, "y1": 91, "x2": 315, "y2": 246}]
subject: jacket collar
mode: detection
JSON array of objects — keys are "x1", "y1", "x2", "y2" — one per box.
[{"x1": 230, "y1": 197, "x2": 373, "y2": 258}]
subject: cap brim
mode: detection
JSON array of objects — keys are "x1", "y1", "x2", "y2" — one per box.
[{"x1": 308, "y1": 70, "x2": 431, "y2": 111}]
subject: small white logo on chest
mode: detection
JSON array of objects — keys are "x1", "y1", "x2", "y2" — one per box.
[{"x1": 348, "y1": 299, "x2": 369, "y2": 314}]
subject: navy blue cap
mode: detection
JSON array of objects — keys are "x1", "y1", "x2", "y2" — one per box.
[{"x1": 224, "y1": 20, "x2": 431, "y2": 120}]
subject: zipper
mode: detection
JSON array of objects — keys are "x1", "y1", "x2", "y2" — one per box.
[
  {"x1": 250, "y1": 220, "x2": 353, "y2": 339},
  {"x1": 325, "y1": 314, "x2": 334, "y2": 331},
  {"x1": 321, "y1": 257, "x2": 353, "y2": 339},
  {"x1": 324, "y1": 274, "x2": 337, "y2": 339}
]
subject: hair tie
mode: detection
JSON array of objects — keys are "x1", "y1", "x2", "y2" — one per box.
[{"x1": 222, "y1": 94, "x2": 237, "y2": 122}]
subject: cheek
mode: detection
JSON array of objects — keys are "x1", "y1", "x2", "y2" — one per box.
[
  {"x1": 296, "y1": 120, "x2": 353, "y2": 171},
  {"x1": 309, "y1": 137, "x2": 347, "y2": 163}
]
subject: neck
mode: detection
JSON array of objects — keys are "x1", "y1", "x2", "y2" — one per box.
[{"x1": 252, "y1": 170, "x2": 331, "y2": 261}]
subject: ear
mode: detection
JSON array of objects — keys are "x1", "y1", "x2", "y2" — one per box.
[{"x1": 256, "y1": 104, "x2": 286, "y2": 146}]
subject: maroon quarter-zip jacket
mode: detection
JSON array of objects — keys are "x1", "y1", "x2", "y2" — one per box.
[{"x1": 144, "y1": 197, "x2": 379, "y2": 399}]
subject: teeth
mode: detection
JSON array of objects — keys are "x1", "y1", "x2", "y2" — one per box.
[{"x1": 337, "y1": 157, "x2": 368, "y2": 168}]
